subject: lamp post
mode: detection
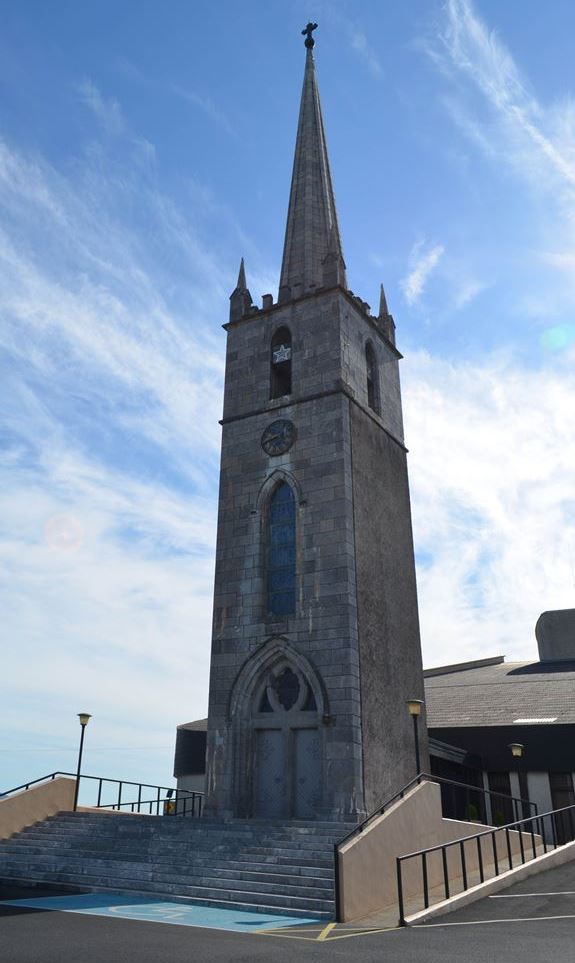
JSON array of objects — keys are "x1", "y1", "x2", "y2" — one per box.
[
  {"x1": 73, "y1": 713, "x2": 91, "y2": 812},
  {"x1": 407, "y1": 699, "x2": 424, "y2": 776},
  {"x1": 509, "y1": 742, "x2": 525, "y2": 823}
]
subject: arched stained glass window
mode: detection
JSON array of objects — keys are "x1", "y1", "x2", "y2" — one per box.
[
  {"x1": 366, "y1": 342, "x2": 380, "y2": 414},
  {"x1": 267, "y1": 483, "x2": 296, "y2": 616},
  {"x1": 270, "y1": 327, "x2": 292, "y2": 399}
]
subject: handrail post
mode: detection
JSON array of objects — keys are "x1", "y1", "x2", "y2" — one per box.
[
  {"x1": 476, "y1": 835, "x2": 484, "y2": 883},
  {"x1": 459, "y1": 840, "x2": 468, "y2": 891},
  {"x1": 137, "y1": 783, "x2": 142, "y2": 814},
  {"x1": 96, "y1": 779, "x2": 102, "y2": 808},
  {"x1": 530, "y1": 818, "x2": 537, "y2": 859},
  {"x1": 518, "y1": 823, "x2": 525, "y2": 864},
  {"x1": 117, "y1": 781, "x2": 122, "y2": 811},
  {"x1": 506, "y1": 828, "x2": 513, "y2": 869},
  {"x1": 396, "y1": 859, "x2": 405, "y2": 926},
  {"x1": 422, "y1": 852, "x2": 429, "y2": 909},
  {"x1": 540, "y1": 815, "x2": 547, "y2": 854},
  {"x1": 442, "y1": 846, "x2": 450, "y2": 899},
  {"x1": 333, "y1": 844, "x2": 342, "y2": 923},
  {"x1": 551, "y1": 813, "x2": 558, "y2": 849},
  {"x1": 492, "y1": 831, "x2": 499, "y2": 876}
]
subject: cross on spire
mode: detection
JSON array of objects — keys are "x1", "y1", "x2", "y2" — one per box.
[{"x1": 302, "y1": 22, "x2": 318, "y2": 48}]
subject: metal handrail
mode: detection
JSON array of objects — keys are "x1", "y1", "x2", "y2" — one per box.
[
  {"x1": 336, "y1": 771, "x2": 535, "y2": 849},
  {"x1": 98, "y1": 791, "x2": 204, "y2": 817},
  {"x1": 0, "y1": 771, "x2": 204, "y2": 818},
  {"x1": 396, "y1": 801, "x2": 575, "y2": 924},
  {"x1": 336, "y1": 773, "x2": 423, "y2": 849},
  {"x1": 333, "y1": 771, "x2": 536, "y2": 922}
]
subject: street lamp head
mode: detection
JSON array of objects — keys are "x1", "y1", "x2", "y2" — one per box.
[
  {"x1": 509, "y1": 742, "x2": 524, "y2": 758},
  {"x1": 407, "y1": 699, "x2": 424, "y2": 717},
  {"x1": 78, "y1": 713, "x2": 92, "y2": 727}
]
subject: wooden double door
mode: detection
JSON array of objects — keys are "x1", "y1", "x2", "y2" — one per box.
[{"x1": 254, "y1": 726, "x2": 321, "y2": 819}]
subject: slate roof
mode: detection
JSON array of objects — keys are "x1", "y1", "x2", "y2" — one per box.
[{"x1": 425, "y1": 656, "x2": 575, "y2": 728}]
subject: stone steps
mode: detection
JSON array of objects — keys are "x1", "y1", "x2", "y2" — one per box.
[
  {"x1": 46, "y1": 815, "x2": 347, "y2": 836},
  {"x1": 10, "y1": 833, "x2": 339, "y2": 854},
  {"x1": 16, "y1": 820, "x2": 343, "y2": 842},
  {"x1": 0, "y1": 811, "x2": 345, "y2": 917},
  {"x1": 0, "y1": 845, "x2": 334, "y2": 878},
  {"x1": 0, "y1": 857, "x2": 333, "y2": 899},
  {"x1": 0, "y1": 873, "x2": 332, "y2": 919},
  {"x1": 1, "y1": 841, "x2": 335, "y2": 871},
  {"x1": 4, "y1": 838, "x2": 337, "y2": 864},
  {"x1": 0, "y1": 869, "x2": 334, "y2": 915}
]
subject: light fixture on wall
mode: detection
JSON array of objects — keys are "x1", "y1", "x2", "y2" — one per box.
[{"x1": 407, "y1": 699, "x2": 424, "y2": 776}]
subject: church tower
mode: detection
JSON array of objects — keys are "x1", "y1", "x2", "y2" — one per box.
[{"x1": 204, "y1": 26, "x2": 428, "y2": 821}]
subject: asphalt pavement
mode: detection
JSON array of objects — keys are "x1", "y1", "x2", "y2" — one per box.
[{"x1": 3, "y1": 863, "x2": 575, "y2": 963}]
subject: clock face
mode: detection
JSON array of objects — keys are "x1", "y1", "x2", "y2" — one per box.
[{"x1": 261, "y1": 419, "x2": 296, "y2": 456}]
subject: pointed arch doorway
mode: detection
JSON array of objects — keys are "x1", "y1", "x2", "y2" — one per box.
[{"x1": 230, "y1": 643, "x2": 325, "y2": 819}]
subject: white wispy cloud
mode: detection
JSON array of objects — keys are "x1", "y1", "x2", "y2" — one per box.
[
  {"x1": 404, "y1": 349, "x2": 575, "y2": 666},
  {"x1": 0, "y1": 127, "x2": 235, "y2": 786},
  {"x1": 432, "y1": 0, "x2": 575, "y2": 222},
  {"x1": 452, "y1": 276, "x2": 485, "y2": 310},
  {"x1": 349, "y1": 30, "x2": 382, "y2": 78},
  {"x1": 401, "y1": 239, "x2": 445, "y2": 305},
  {"x1": 78, "y1": 79, "x2": 126, "y2": 136},
  {"x1": 171, "y1": 84, "x2": 236, "y2": 137}
]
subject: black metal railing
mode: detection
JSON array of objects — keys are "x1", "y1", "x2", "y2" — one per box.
[
  {"x1": 333, "y1": 771, "x2": 535, "y2": 922},
  {"x1": 0, "y1": 771, "x2": 204, "y2": 817},
  {"x1": 396, "y1": 802, "x2": 575, "y2": 925},
  {"x1": 336, "y1": 772, "x2": 534, "y2": 850}
]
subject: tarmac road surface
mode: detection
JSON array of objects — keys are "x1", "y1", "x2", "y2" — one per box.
[{"x1": 3, "y1": 864, "x2": 575, "y2": 963}]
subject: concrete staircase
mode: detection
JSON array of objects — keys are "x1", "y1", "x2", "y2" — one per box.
[{"x1": 0, "y1": 812, "x2": 346, "y2": 918}]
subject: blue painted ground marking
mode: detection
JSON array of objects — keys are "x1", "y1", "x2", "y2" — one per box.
[{"x1": 0, "y1": 893, "x2": 324, "y2": 933}]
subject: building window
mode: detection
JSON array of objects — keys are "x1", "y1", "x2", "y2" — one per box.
[
  {"x1": 274, "y1": 668, "x2": 300, "y2": 710},
  {"x1": 271, "y1": 327, "x2": 292, "y2": 399},
  {"x1": 518, "y1": 771, "x2": 531, "y2": 821},
  {"x1": 549, "y1": 772, "x2": 575, "y2": 843},
  {"x1": 365, "y1": 342, "x2": 379, "y2": 413},
  {"x1": 487, "y1": 771, "x2": 514, "y2": 825},
  {"x1": 267, "y1": 483, "x2": 296, "y2": 617}
]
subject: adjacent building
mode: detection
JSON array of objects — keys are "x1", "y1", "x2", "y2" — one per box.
[
  {"x1": 426, "y1": 609, "x2": 575, "y2": 829},
  {"x1": 176, "y1": 609, "x2": 575, "y2": 831}
]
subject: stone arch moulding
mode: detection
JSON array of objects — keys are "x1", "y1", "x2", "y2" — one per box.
[
  {"x1": 254, "y1": 468, "x2": 305, "y2": 513},
  {"x1": 228, "y1": 636, "x2": 328, "y2": 723}
]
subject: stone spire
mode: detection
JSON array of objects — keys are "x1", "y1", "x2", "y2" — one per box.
[
  {"x1": 378, "y1": 282, "x2": 396, "y2": 345},
  {"x1": 229, "y1": 257, "x2": 252, "y2": 322},
  {"x1": 278, "y1": 35, "x2": 347, "y2": 302},
  {"x1": 378, "y1": 283, "x2": 389, "y2": 319},
  {"x1": 236, "y1": 257, "x2": 247, "y2": 290}
]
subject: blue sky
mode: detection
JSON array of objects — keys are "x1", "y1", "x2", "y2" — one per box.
[{"x1": 1, "y1": 0, "x2": 575, "y2": 790}]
